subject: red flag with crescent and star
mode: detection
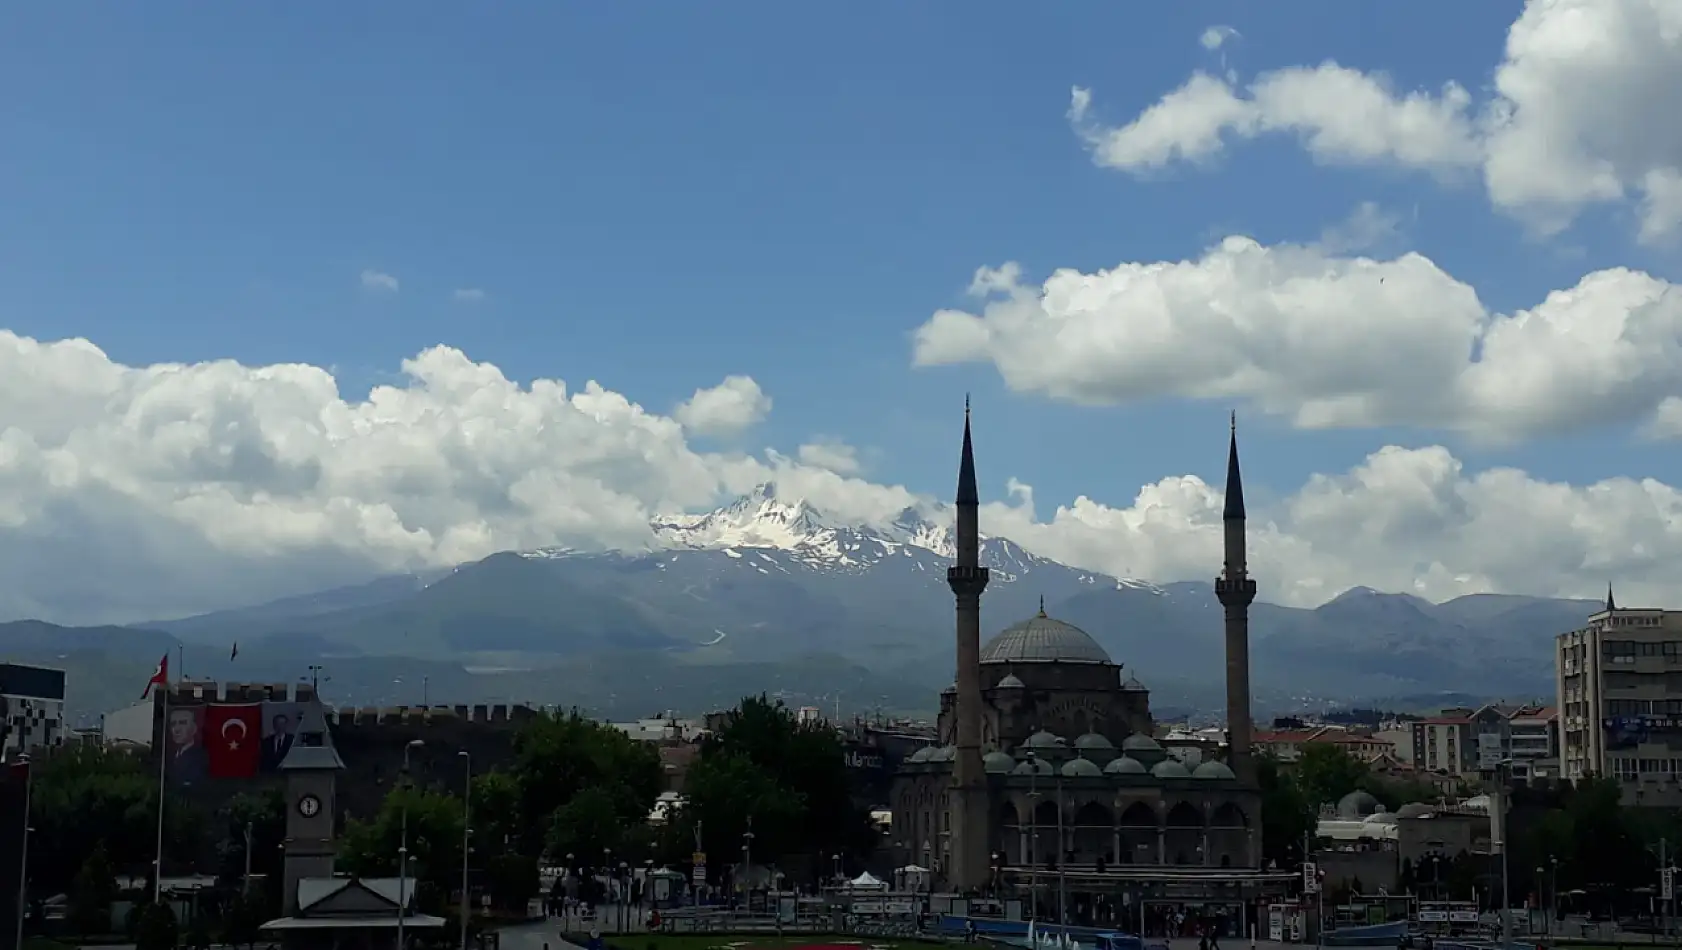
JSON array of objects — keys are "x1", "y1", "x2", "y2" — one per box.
[{"x1": 205, "y1": 703, "x2": 262, "y2": 779}]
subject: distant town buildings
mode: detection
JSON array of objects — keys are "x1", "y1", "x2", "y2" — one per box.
[
  {"x1": 1411, "y1": 703, "x2": 1559, "y2": 781},
  {"x1": 0, "y1": 661, "x2": 66, "y2": 759},
  {"x1": 1557, "y1": 594, "x2": 1682, "y2": 803}
]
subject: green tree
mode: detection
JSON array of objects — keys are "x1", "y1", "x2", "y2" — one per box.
[
  {"x1": 469, "y1": 769, "x2": 524, "y2": 856},
  {"x1": 217, "y1": 789, "x2": 286, "y2": 888},
  {"x1": 1257, "y1": 753, "x2": 1313, "y2": 869},
  {"x1": 28, "y1": 743, "x2": 205, "y2": 894},
  {"x1": 511, "y1": 709, "x2": 663, "y2": 857},
  {"x1": 221, "y1": 890, "x2": 267, "y2": 950},
  {"x1": 1294, "y1": 744, "x2": 1368, "y2": 809},
  {"x1": 545, "y1": 784, "x2": 631, "y2": 862},
  {"x1": 670, "y1": 695, "x2": 875, "y2": 873},
  {"x1": 134, "y1": 902, "x2": 178, "y2": 950},
  {"x1": 484, "y1": 853, "x2": 541, "y2": 911},
  {"x1": 339, "y1": 784, "x2": 466, "y2": 891},
  {"x1": 69, "y1": 842, "x2": 117, "y2": 938}
]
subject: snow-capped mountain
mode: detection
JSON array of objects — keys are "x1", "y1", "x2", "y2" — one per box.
[{"x1": 535, "y1": 481, "x2": 1160, "y2": 592}]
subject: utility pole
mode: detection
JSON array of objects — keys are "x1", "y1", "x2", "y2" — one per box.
[
  {"x1": 307, "y1": 665, "x2": 324, "y2": 692},
  {"x1": 242, "y1": 822, "x2": 253, "y2": 895}
]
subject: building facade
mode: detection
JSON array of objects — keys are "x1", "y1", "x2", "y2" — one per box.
[
  {"x1": 1557, "y1": 596, "x2": 1682, "y2": 803},
  {"x1": 1410, "y1": 703, "x2": 1558, "y2": 781},
  {"x1": 0, "y1": 662, "x2": 67, "y2": 760}
]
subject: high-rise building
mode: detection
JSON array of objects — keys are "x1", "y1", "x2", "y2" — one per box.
[
  {"x1": 0, "y1": 662, "x2": 66, "y2": 760},
  {"x1": 1556, "y1": 591, "x2": 1682, "y2": 804}
]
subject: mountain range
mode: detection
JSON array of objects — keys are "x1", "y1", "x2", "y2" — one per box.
[{"x1": 0, "y1": 484, "x2": 1596, "y2": 721}]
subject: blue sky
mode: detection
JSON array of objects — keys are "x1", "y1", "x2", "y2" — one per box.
[{"x1": 0, "y1": 1, "x2": 1676, "y2": 518}]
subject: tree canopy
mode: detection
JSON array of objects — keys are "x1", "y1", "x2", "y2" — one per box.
[{"x1": 669, "y1": 695, "x2": 877, "y2": 878}]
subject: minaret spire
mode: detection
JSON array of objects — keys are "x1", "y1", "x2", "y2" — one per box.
[
  {"x1": 1223, "y1": 410, "x2": 1246, "y2": 520},
  {"x1": 957, "y1": 395, "x2": 979, "y2": 507},
  {"x1": 1215, "y1": 412, "x2": 1258, "y2": 789},
  {"x1": 946, "y1": 397, "x2": 990, "y2": 892},
  {"x1": 1607, "y1": 582, "x2": 1616, "y2": 613}
]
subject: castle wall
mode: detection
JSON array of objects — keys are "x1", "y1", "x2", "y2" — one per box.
[{"x1": 147, "y1": 682, "x2": 535, "y2": 821}]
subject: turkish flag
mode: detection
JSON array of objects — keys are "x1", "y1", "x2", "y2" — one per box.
[{"x1": 206, "y1": 704, "x2": 262, "y2": 779}]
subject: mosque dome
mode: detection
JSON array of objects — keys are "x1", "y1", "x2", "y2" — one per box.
[
  {"x1": 1336, "y1": 790, "x2": 1381, "y2": 819},
  {"x1": 908, "y1": 747, "x2": 934, "y2": 763},
  {"x1": 1013, "y1": 758, "x2": 1055, "y2": 777},
  {"x1": 1104, "y1": 755, "x2": 1148, "y2": 775},
  {"x1": 1062, "y1": 757, "x2": 1103, "y2": 778},
  {"x1": 1151, "y1": 759, "x2": 1192, "y2": 779},
  {"x1": 1074, "y1": 733, "x2": 1116, "y2": 752},
  {"x1": 930, "y1": 745, "x2": 958, "y2": 762},
  {"x1": 983, "y1": 751, "x2": 1016, "y2": 773},
  {"x1": 1024, "y1": 730, "x2": 1067, "y2": 750},
  {"x1": 1121, "y1": 673, "x2": 1148, "y2": 692},
  {"x1": 1395, "y1": 802, "x2": 1434, "y2": 819},
  {"x1": 1192, "y1": 760, "x2": 1237, "y2": 780},
  {"x1": 980, "y1": 608, "x2": 1112, "y2": 665},
  {"x1": 995, "y1": 674, "x2": 1027, "y2": 689},
  {"x1": 1121, "y1": 733, "x2": 1162, "y2": 754}
]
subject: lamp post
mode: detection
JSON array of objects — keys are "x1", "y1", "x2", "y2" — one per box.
[
  {"x1": 740, "y1": 820, "x2": 754, "y2": 913},
  {"x1": 398, "y1": 739, "x2": 424, "y2": 950},
  {"x1": 14, "y1": 753, "x2": 32, "y2": 950},
  {"x1": 618, "y1": 862, "x2": 629, "y2": 932},
  {"x1": 458, "y1": 751, "x2": 472, "y2": 950}
]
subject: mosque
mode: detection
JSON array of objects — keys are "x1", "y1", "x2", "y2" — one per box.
[{"x1": 888, "y1": 410, "x2": 1297, "y2": 931}]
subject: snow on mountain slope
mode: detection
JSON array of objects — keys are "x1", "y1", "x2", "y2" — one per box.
[{"x1": 524, "y1": 481, "x2": 1162, "y2": 593}]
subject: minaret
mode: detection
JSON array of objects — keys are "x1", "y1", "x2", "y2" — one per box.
[
  {"x1": 946, "y1": 397, "x2": 991, "y2": 892},
  {"x1": 1215, "y1": 413, "x2": 1259, "y2": 786}
]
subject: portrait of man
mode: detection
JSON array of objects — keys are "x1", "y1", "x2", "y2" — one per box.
[
  {"x1": 261, "y1": 701, "x2": 303, "y2": 772},
  {"x1": 166, "y1": 706, "x2": 208, "y2": 785}
]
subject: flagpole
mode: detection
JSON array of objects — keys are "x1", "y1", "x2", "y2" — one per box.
[{"x1": 152, "y1": 679, "x2": 168, "y2": 905}]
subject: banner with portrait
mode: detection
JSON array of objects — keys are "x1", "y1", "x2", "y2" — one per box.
[
  {"x1": 163, "y1": 704, "x2": 208, "y2": 785},
  {"x1": 260, "y1": 701, "x2": 304, "y2": 772}
]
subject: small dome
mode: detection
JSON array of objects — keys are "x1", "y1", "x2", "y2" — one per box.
[
  {"x1": 1074, "y1": 732, "x2": 1115, "y2": 751},
  {"x1": 1062, "y1": 756, "x2": 1103, "y2": 778},
  {"x1": 1024, "y1": 730, "x2": 1066, "y2": 749},
  {"x1": 930, "y1": 745, "x2": 958, "y2": 762},
  {"x1": 995, "y1": 674, "x2": 1026, "y2": 689},
  {"x1": 908, "y1": 747, "x2": 934, "y2": 763},
  {"x1": 1104, "y1": 755, "x2": 1147, "y2": 775},
  {"x1": 1193, "y1": 760, "x2": 1237, "y2": 780},
  {"x1": 980, "y1": 611, "x2": 1112, "y2": 665},
  {"x1": 941, "y1": 683, "x2": 957, "y2": 695},
  {"x1": 1151, "y1": 759, "x2": 1191, "y2": 779},
  {"x1": 1121, "y1": 673, "x2": 1148, "y2": 691},
  {"x1": 1336, "y1": 790, "x2": 1381, "y2": 819},
  {"x1": 1121, "y1": 733, "x2": 1162, "y2": 753},
  {"x1": 1395, "y1": 802, "x2": 1434, "y2": 819},
  {"x1": 983, "y1": 751, "x2": 1016, "y2": 773},
  {"x1": 1012, "y1": 758, "x2": 1054, "y2": 777}
]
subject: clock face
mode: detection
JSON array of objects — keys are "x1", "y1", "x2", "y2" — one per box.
[{"x1": 297, "y1": 794, "x2": 322, "y2": 818}]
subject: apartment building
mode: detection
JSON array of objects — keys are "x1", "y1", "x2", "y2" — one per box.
[
  {"x1": 1411, "y1": 703, "x2": 1558, "y2": 780},
  {"x1": 1557, "y1": 599, "x2": 1682, "y2": 803}
]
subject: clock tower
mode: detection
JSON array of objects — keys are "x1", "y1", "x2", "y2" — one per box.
[{"x1": 279, "y1": 701, "x2": 345, "y2": 915}]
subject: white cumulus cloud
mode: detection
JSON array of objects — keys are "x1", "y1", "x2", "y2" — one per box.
[
  {"x1": 674, "y1": 375, "x2": 772, "y2": 436},
  {"x1": 912, "y1": 235, "x2": 1682, "y2": 442},
  {"x1": 1071, "y1": 0, "x2": 1682, "y2": 242},
  {"x1": 1, "y1": 330, "x2": 1679, "y2": 625},
  {"x1": 453, "y1": 288, "x2": 487, "y2": 303},
  {"x1": 361, "y1": 269, "x2": 400, "y2": 293}
]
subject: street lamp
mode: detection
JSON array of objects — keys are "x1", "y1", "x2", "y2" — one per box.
[
  {"x1": 741, "y1": 819, "x2": 754, "y2": 913},
  {"x1": 14, "y1": 753, "x2": 32, "y2": 950},
  {"x1": 458, "y1": 751, "x2": 472, "y2": 950},
  {"x1": 618, "y1": 862, "x2": 629, "y2": 932},
  {"x1": 398, "y1": 739, "x2": 425, "y2": 950}
]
